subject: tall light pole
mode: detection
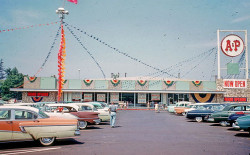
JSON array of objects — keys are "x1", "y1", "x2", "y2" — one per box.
[{"x1": 56, "y1": 7, "x2": 69, "y2": 22}]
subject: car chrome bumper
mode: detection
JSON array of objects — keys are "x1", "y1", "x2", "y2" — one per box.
[
  {"x1": 233, "y1": 123, "x2": 240, "y2": 129},
  {"x1": 74, "y1": 129, "x2": 80, "y2": 136},
  {"x1": 207, "y1": 118, "x2": 214, "y2": 122},
  {"x1": 94, "y1": 119, "x2": 101, "y2": 124}
]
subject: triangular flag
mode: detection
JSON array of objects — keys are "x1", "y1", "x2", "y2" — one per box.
[{"x1": 67, "y1": 0, "x2": 77, "y2": 4}]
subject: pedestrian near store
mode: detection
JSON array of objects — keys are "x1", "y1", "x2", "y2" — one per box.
[{"x1": 109, "y1": 102, "x2": 117, "y2": 128}]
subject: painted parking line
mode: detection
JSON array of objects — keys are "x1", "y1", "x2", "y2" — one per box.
[{"x1": 0, "y1": 147, "x2": 61, "y2": 155}]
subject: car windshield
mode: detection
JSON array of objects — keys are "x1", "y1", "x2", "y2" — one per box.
[
  {"x1": 38, "y1": 110, "x2": 49, "y2": 118},
  {"x1": 196, "y1": 106, "x2": 207, "y2": 110},
  {"x1": 94, "y1": 105, "x2": 104, "y2": 109},
  {"x1": 211, "y1": 105, "x2": 225, "y2": 111}
]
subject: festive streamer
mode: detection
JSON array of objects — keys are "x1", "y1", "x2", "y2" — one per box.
[
  {"x1": 83, "y1": 79, "x2": 93, "y2": 86},
  {"x1": 0, "y1": 22, "x2": 59, "y2": 33},
  {"x1": 137, "y1": 80, "x2": 147, "y2": 86},
  {"x1": 191, "y1": 94, "x2": 215, "y2": 103},
  {"x1": 111, "y1": 79, "x2": 120, "y2": 86},
  {"x1": 57, "y1": 24, "x2": 66, "y2": 102},
  {"x1": 25, "y1": 76, "x2": 37, "y2": 83},
  {"x1": 164, "y1": 80, "x2": 174, "y2": 87},
  {"x1": 192, "y1": 81, "x2": 202, "y2": 87}
]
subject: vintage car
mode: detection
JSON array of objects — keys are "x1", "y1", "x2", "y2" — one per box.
[
  {"x1": 173, "y1": 101, "x2": 193, "y2": 115},
  {"x1": 186, "y1": 103, "x2": 225, "y2": 122},
  {"x1": 44, "y1": 104, "x2": 100, "y2": 129},
  {"x1": 233, "y1": 115, "x2": 250, "y2": 133},
  {"x1": 4, "y1": 102, "x2": 80, "y2": 123},
  {"x1": 0, "y1": 106, "x2": 80, "y2": 146},
  {"x1": 86, "y1": 102, "x2": 109, "y2": 110},
  {"x1": 71, "y1": 103, "x2": 110, "y2": 122},
  {"x1": 228, "y1": 112, "x2": 249, "y2": 126},
  {"x1": 167, "y1": 104, "x2": 176, "y2": 113},
  {"x1": 208, "y1": 103, "x2": 250, "y2": 126}
]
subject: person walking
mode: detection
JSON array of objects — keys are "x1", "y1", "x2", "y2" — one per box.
[{"x1": 109, "y1": 102, "x2": 117, "y2": 128}]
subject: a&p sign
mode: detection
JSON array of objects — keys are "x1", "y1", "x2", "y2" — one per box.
[{"x1": 221, "y1": 34, "x2": 245, "y2": 57}]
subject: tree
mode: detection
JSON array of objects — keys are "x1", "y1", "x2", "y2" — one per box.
[
  {"x1": 0, "y1": 59, "x2": 5, "y2": 80},
  {"x1": 0, "y1": 67, "x2": 23, "y2": 101}
]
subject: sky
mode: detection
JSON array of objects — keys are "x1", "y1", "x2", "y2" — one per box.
[{"x1": 1, "y1": 0, "x2": 250, "y2": 80}]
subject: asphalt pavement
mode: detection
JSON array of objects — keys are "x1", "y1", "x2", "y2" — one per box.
[{"x1": 0, "y1": 110, "x2": 249, "y2": 155}]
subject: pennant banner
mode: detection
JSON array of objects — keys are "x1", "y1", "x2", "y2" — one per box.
[
  {"x1": 137, "y1": 80, "x2": 147, "y2": 86},
  {"x1": 31, "y1": 97, "x2": 43, "y2": 103},
  {"x1": 0, "y1": 21, "x2": 59, "y2": 33},
  {"x1": 192, "y1": 81, "x2": 202, "y2": 87},
  {"x1": 164, "y1": 80, "x2": 174, "y2": 87},
  {"x1": 83, "y1": 79, "x2": 93, "y2": 86},
  {"x1": 111, "y1": 79, "x2": 120, "y2": 86},
  {"x1": 191, "y1": 93, "x2": 215, "y2": 103},
  {"x1": 26, "y1": 76, "x2": 37, "y2": 83}
]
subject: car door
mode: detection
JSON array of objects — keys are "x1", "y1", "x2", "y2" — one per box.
[
  {"x1": 0, "y1": 109, "x2": 13, "y2": 141},
  {"x1": 12, "y1": 109, "x2": 39, "y2": 140}
]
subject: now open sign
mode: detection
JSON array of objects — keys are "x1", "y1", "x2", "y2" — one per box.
[{"x1": 221, "y1": 34, "x2": 245, "y2": 57}]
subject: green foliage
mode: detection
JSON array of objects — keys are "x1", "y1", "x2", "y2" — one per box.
[{"x1": 0, "y1": 67, "x2": 23, "y2": 101}]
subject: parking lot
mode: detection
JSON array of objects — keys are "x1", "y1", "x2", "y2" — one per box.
[{"x1": 0, "y1": 110, "x2": 249, "y2": 155}]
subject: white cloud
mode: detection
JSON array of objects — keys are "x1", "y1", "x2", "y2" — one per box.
[{"x1": 231, "y1": 15, "x2": 250, "y2": 23}]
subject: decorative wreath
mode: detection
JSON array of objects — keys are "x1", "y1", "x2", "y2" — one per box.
[
  {"x1": 137, "y1": 80, "x2": 147, "y2": 86},
  {"x1": 111, "y1": 79, "x2": 120, "y2": 86},
  {"x1": 192, "y1": 81, "x2": 202, "y2": 87},
  {"x1": 83, "y1": 79, "x2": 93, "y2": 86}
]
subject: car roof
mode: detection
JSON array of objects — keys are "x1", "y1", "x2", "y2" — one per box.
[
  {"x1": 45, "y1": 104, "x2": 79, "y2": 109},
  {"x1": 70, "y1": 103, "x2": 94, "y2": 108},
  {"x1": 0, "y1": 105, "x2": 39, "y2": 112}
]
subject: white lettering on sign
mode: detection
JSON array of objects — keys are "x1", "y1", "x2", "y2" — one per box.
[
  {"x1": 223, "y1": 79, "x2": 247, "y2": 88},
  {"x1": 221, "y1": 34, "x2": 245, "y2": 57}
]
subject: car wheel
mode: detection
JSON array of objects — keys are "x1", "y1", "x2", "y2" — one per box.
[
  {"x1": 79, "y1": 121, "x2": 88, "y2": 129},
  {"x1": 195, "y1": 117, "x2": 203, "y2": 122},
  {"x1": 182, "y1": 112, "x2": 186, "y2": 116},
  {"x1": 220, "y1": 121, "x2": 228, "y2": 127},
  {"x1": 39, "y1": 137, "x2": 55, "y2": 146}
]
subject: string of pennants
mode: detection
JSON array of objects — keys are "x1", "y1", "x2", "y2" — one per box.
[
  {"x1": 65, "y1": 25, "x2": 106, "y2": 78},
  {"x1": 0, "y1": 21, "x2": 59, "y2": 33},
  {"x1": 63, "y1": 22, "x2": 176, "y2": 78}
]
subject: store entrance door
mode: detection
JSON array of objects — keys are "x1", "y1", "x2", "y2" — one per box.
[{"x1": 122, "y1": 93, "x2": 134, "y2": 106}]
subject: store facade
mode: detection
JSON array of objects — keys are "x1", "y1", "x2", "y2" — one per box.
[{"x1": 12, "y1": 76, "x2": 246, "y2": 107}]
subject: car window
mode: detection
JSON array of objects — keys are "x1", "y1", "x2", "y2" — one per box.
[
  {"x1": 15, "y1": 110, "x2": 35, "y2": 119},
  {"x1": 0, "y1": 110, "x2": 11, "y2": 120},
  {"x1": 231, "y1": 106, "x2": 243, "y2": 111},
  {"x1": 80, "y1": 106, "x2": 92, "y2": 111}
]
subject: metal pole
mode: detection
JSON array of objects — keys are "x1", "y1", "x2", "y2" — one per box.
[
  {"x1": 217, "y1": 29, "x2": 221, "y2": 79},
  {"x1": 245, "y1": 30, "x2": 248, "y2": 79},
  {"x1": 78, "y1": 69, "x2": 80, "y2": 79}
]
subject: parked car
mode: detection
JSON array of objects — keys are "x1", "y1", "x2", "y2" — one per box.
[
  {"x1": 173, "y1": 101, "x2": 193, "y2": 115},
  {"x1": 86, "y1": 102, "x2": 109, "y2": 110},
  {"x1": 184, "y1": 103, "x2": 211, "y2": 114},
  {"x1": 208, "y1": 103, "x2": 250, "y2": 126},
  {"x1": 167, "y1": 104, "x2": 176, "y2": 113},
  {"x1": 233, "y1": 115, "x2": 250, "y2": 134},
  {"x1": 0, "y1": 106, "x2": 80, "y2": 146},
  {"x1": 228, "y1": 112, "x2": 249, "y2": 126},
  {"x1": 186, "y1": 103, "x2": 225, "y2": 122},
  {"x1": 71, "y1": 103, "x2": 110, "y2": 122},
  {"x1": 44, "y1": 104, "x2": 100, "y2": 129},
  {"x1": 4, "y1": 102, "x2": 80, "y2": 122}
]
